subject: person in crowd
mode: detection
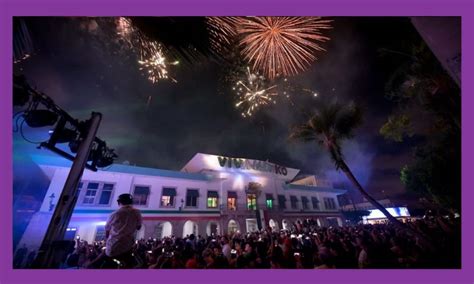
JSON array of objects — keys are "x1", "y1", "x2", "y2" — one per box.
[
  {"x1": 57, "y1": 214, "x2": 458, "y2": 270},
  {"x1": 87, "y1": 194, "x2": 142, "y2": 268},
  {"x1": 221, "y1": 236, "x2": 231, "y2": 260},
  {"x1": 202, "y1": 248, "x2": 216, "y2": 268},
  {"x1": 105, "y1": 194, "x2": 142, "y2": 259},
  {"x1": 185, "y1": 253, "x2": 199, "y2": 269}
]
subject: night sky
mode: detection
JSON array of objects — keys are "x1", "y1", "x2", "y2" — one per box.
[{"x1": 13, "y1": 17, "x2": 433, "y2": 203}]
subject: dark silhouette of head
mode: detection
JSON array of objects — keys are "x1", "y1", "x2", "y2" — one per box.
[{"x1": 117, "y1": 194, "x2": 133, "y2": 206}]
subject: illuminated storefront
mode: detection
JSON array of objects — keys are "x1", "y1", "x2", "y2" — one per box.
[
  {"x1": 363, "y1": 207, "x2": 411, "y2": 224},
  {"x1": 19, "y1": 153, "x2": 346, "y2": 250}
]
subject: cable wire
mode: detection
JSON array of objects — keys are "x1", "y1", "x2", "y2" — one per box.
[{"x1": 19, "y1": 118, "x2": 45, "y2": 144}]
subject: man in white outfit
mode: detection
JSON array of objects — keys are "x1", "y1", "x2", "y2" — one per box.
[
  {"x1": 105, "y1": 193, "x2": 143, "y2": 259},
  {"x1": 89, "y1": 194, "x2": 142, "y2": 268}
]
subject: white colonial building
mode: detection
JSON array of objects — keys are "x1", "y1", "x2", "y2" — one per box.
[{"x1": 19, "y1": 153, "x2": 346, "y2": 250}]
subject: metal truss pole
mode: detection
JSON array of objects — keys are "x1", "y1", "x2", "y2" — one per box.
[{"x1": 33, "y1": 112, "x2": 102, "y2": 268}]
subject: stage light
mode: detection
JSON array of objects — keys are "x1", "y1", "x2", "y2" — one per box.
[
  {"x1": 23, "y1": 110, "x2": 58, "y2": 128},
  {"x1": 95, "y1": 147, "x2": 118, "y2": 168}
]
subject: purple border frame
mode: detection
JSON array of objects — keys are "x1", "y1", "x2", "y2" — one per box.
[{"x1": 1, "y1": 0, "x2": 473, "y2": 283}]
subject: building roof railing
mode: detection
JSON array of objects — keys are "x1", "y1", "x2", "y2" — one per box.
[
  {"x1": 31, "y1": 155, "x2": 211, "y2": 181},
  {"x1": 283, "y1": 183, "x2": 346, "y2": 194}
]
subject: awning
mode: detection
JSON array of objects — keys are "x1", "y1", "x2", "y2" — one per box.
[
  {"x1": 162, "y1": 187, "x2": 176, "y2": 196},
  {"x1": 207, "y1": 191, "x2": 219, "y2": 198},
  {"x1": 228, "y1": 191, "x2": 237, "y2": 198},
  {"x1": 187, "y1": 189, "x2": 199, "y2": 197},
  {"x1": 134, "y1": 186, "x2": 150, "y2": 195},
  {"x1": 266, "y1": 194, "x2": 274, "y2": 200},
  {"x1": 103, "y1": 183, "x2": 114, "y2": 190}
]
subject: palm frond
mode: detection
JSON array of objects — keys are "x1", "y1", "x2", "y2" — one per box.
[
  {"x1": 334, "y1": 103, "x2": 363, "y2": 139},
  {"x1": 288, "y1": 125, "x2": 317, "y2": 142},
  {"x1": 290, "y1": 100, "x2": 363, "y2": 149}
]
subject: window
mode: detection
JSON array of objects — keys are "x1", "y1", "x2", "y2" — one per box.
[
  {"x1": 311, "y1": 197, "x2": 320, "y2": 210},
  {"x1": 247, "y1": 193, "x2": 257, "y2": 210},
  {"x1": 95, "y1": 226, "x2": 106, "y2": 241},
  {"x1": 161, "y1": 187, "x2": 176, "y2": 207},
  {"x1": 83, "y1": 182, "x2": 99, "y2": 204},
  {"x1": 98, "y1": 183, "x2": 114, "y2": 205},
  {"x1": 186, "y1": 189, "x2": 199, "y2": 207},
  {"x1": 278, "y1": 195, "x2": 286, "y2": 210},
  {"x1": 76, "y1": 182, "x2": 83, "y2": 198},
  {"x1": 133, "y1": 186, "x2": 150, "y2": 206},
  {"x1": 80, "y1": 181, "x2": 115, "y2": 206},
  {"x1": 266, "y1": 199, "x2": 273, "y2": 209},
  {"x1": 324, "y1": 197, "x2": 337, "y2": 210},
  {"x1": 64, "y1": 227, "x2": 77, "y2": 240},
  {"x1": 301, "y1": 196, "x2": 309, "y2": 210},
  {"x1": 290, "y1": 196, "x2": 298, "y2": 209},
  {"x1": 266, "y1": 194, "x2": 274, "y2": 209},
  {"x1": 207, "y1": 191, "x2": 218, "y2": 208},
  {"x1": 227, "y1": 191, "x2": 237, "y2": 210}
]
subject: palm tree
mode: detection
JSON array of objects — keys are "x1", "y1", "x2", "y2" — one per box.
[{"x1": 289, "y1": 100, "x2": 404, "y2": 226}]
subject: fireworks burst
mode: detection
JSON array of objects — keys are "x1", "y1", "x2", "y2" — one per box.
[
  {"x1": 138, "y1": 41, "x2": 179, "y2": 83},
  {"x1": 234, "y1": 67, "x2": 278, "y2": 117},
  {"x1": 207, "y1": 17, "x2": 332, "y2": 79},
  {"x1": 115, "y1": 17, "x2": 135, "y2": 47},
  {"x1": 238, "y1": 17, "x2": 332, "y2": 79},
  {"x1": 113, "y1": 17, "x2": 179, "y2": 84},
  {"x1": 206, "y1": 17, "x2": 241, "y2": 53},
  {"x1": 303, "y1": 88, "x2": 319, "y2": 97},
  {"x1": 13, "y1": 53, "x2": 31, "y2": 64}
]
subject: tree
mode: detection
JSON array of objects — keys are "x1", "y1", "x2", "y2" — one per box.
[
  {"x1": 380, "y1": 42, "x2": 460, "y2": 142},
  {"x1": 379, "y1": 114, "x2": 413, "y2": 142},
  {"x1": 400, "y1": 132, "x2": 461, "y2": 211},
  {"x1": 289, "y1": 101, "x2": 404, "y2": 226},
  {"x1": 379, "y1": 42, "x2": 461, "y2": 212}
]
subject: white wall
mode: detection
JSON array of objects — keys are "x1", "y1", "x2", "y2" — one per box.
[
  {"x1": 21, "y1": 163, "x2": 345, "y2": 251},
  {"x1": 37, "y1": 164, "x2": 343, "y2": 214}
]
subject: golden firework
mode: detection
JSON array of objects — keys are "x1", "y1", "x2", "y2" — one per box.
[
  {"x1": 234, "y1": 67, "x2": 278, "y2": 117},
  {"x1": 138, "y1": 41, "x2": 179, "y2": 84},
  {"x1": 206, "y1": 17, "x2": 241, "y2": 53},
  {"x1": 238, "y1": 17, "x2": 332, "y2": 79},
  {"x1": 207, "y1": 17, "x2": 332, "y2": 79}
]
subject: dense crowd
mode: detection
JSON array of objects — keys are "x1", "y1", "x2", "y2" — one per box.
[{"x1": 48, "y1": 215, "x2": 459, "y2": 269}]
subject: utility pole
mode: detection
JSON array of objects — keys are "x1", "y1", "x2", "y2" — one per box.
[{"x1": 32, "y1": 112, "x2": 102, "y2": 268}]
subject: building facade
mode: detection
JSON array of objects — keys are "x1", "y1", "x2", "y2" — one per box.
[{"x1": 19, "y1": 153, "x2": 346, "y2": 250}]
